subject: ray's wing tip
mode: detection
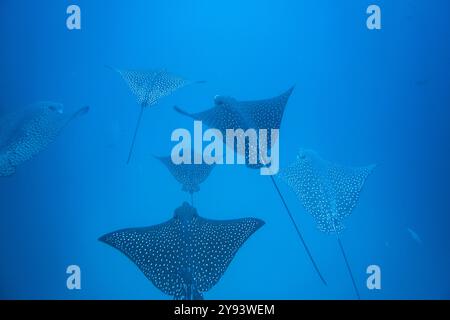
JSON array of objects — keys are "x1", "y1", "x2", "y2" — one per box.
[
  {"x1": 173, "y1": 105, "x2": 192, "y2": 117},
  {"x1": 285, "y1": 85, "x2": 296, "y2": 96},
  {"x1": 152, "y1": 154, "x2": 165, "y2": 161},
  {"x1": 105, "y1": 65, "x2": 119, "y2": 73},
  {"x1": 276, "y1": 85, "x2": 295, "y2": 103},
  {"x1": 366, "y1": 163, "x2": 377, "y2": 174},
  {"x1": 0, "y1": 172, "x2": 14, "y2": 178},
  {"x1": 154, "y1": 154, "x2": 172, "y2": 167},
  {"x1": 79, "y1": 105, "x2": 90, "y2": 115},
  {"x1": 253, "y1": 218, "x2": 266, "y2": 229},
  {"x1": 98, "y1": 234, "x2": 108, "y2": 243},
  {"x1": 98, "y1": 232, "x2": 115, "y2": 244},
  {"x1": 70, "y1": 106, "x2": 90, "y2": 120}
]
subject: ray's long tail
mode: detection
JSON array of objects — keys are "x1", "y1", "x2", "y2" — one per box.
[
  {"x1": 71, "y1": 106, "x2": 90, "y2": 120},
  {"x1": 174, "y1": 106, "x2": 195, "y2": 119},
  {"x1": 336, "y1": 235, "x2": 361, "y2": 299},
  {"x1": 127, "y1": 105, "x2": 145, "y2": 164},
  {"x1": 62, "y1": 106, "x2": 90, "y2": 131},
  {"x1": 269, "y1": 175, "x2": 327, "y2": 286}
]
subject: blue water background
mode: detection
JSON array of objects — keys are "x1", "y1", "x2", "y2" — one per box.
[{"x1": 0, "y1": 0, "x2": 449, "y2": 299}]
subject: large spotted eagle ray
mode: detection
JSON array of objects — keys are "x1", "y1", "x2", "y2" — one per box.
[
  {"x1": 0, "y1": 102, "x2": 89, "y2": 177},
  {"x1": 278, "y1": 149, "x2": 376, "y2": 299},
  {"x1": 174, "y1": 88, "x2": 327, "y2": 285},
  {"x1": 99, "y1": 202, "x2": 264, "y2": 300},
  {"x1": 107, "y1": 66, "x2": 205, "y2": 164},
  {"x1": 155, "y1": 155, "x2": 214, "y2": 206}
]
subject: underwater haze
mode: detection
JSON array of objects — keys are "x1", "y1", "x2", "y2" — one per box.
[{"x1": 0, "y1": 0, "x2": 449, "y2": 299}]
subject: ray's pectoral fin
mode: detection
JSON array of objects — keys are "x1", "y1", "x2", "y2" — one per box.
[
  {"x1": 190, "y1": 216, "x2": 266, "y2": 293},
  {"x1": 327, "y1": 163, "x2": 376, "y2": 217},
  {"x1": 238, "y1": 86, "x2": 295, "y2": 129},
  {"x1": 0, "y1": 157, "x2": 16, "y2": 177}
]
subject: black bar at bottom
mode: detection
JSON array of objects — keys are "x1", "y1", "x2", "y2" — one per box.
[{"x1": 0, "y1": 300, "x2": 446, "y2": 318}]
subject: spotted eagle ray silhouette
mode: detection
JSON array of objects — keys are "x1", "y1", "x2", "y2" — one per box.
[
  {"x1": 107, "y1": 66, "x2": 205, "y2": 164},
  {"x1": 174, "y1": 87, "x2": 327, "y2": 285},
  {"x1": 279, "y1": 149, "x2": 376, "y2": 299},
  {"x1": 155, "y1": 155, "x2": 214, "y2": 206},
  {"x1": 174, "y1": 88, "x2": 293, "y2": 168},
  {"x1": 0, "y1": 102, "x2": 89, "y2": 177},
  {"x1": 99, "y1": 202, "x2": 264, "y2": 300}
]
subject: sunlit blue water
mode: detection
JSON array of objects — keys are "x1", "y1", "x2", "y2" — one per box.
[{"x1": 0, "y1": 0, "x2": 449, "y2": 299}]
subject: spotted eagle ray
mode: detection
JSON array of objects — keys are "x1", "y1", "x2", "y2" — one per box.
[
  {"x1": 99, "y1": 202, "x2": 264, "y2": 300},
  {"x1": 0, "y1": 102, "x2": 89, "y2": 177},
  {"x1": 174, "y1": 87, "x2": 327, "y2": 285},
  {"x1": 107, "y1": 66, "x2": 205, "y2": 164},
  {"x1": 155, "y1": 155, "x2": 214, "y2": 206},
  {"x1": 174, "y1": 88, "x2": 293, "y2": 168},
  {"x1": 279, "y1": 149, "x2": 376, "y2": 299}
]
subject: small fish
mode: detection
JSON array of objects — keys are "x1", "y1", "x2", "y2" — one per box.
[{"x1": 407, "y1": 227, "x2": 423, "y2": 246}]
